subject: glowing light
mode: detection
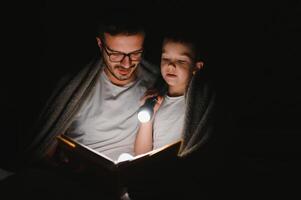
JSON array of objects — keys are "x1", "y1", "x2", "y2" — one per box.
[
  {"x1": 117, "y1": 153, "x2": 134, "y2": 163},
  {"x1": 138, "y1": 110, "x2": 151, "y2": 123},
  {"x1": 137, "y1": 96, "x2": 157, "y2": 123}
]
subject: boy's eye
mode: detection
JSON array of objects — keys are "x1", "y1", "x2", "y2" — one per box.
[
  {"x1": 176, "y1": 60, "x2": 188, "y2": 65},
  {"x1": 161, "y1": 58, "x2": 189, "y2": 65},
  {"x1": 161, "y1": 58, "x2": 169, "y2": 62}
]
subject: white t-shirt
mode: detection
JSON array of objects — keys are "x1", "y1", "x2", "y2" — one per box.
[
  {"x1": 153, "y1": 95, "x2": 186, "y2": 149},
  {"x1": 66, "y1": 67, "x2": 155, "y2": 161}
]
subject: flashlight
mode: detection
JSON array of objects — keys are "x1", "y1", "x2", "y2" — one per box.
[{"x1": 137, "y1": 96, "x2": 158, "y2": 123}]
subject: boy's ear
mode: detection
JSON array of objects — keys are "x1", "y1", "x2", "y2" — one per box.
[
  {"x1": 96, "y1": 37, "x2": 102, "y2": 48},
  {"x1": 193, "y1": 61, "x2": 204, "y2": 75}
]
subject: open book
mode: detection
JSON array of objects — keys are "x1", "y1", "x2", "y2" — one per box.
[{"x1": 56, "y1": 134, "x2": 182, "y2": 172}]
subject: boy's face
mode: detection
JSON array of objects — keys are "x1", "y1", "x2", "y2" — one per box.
[
  {"x1": 96, "y1": 33, "x2": 144, "y2": 86},
  {"x1": 161, "y1": 40, "x2": 198, "y2": 93}
]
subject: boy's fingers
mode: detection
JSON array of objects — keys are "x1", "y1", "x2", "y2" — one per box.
[
  {"x1": 153, "y1": 96, "x2": 164, "y2": 112},
  {"x1": 139, "y1": 95, "x2": 153, "y2": 105},
  {"x1": 157, "y1": 96, "x2": 163, "y2": 104},
  {"x1": 143, "y1": 89, "x2": 159, "y2": 97},
  {"x1": 139, "y1": 94, "x2": 157, "y2": 102}
]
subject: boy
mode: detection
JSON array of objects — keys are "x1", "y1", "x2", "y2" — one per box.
[{"x1": 134, "y1": 32, "x2": 204, "y2": 155}]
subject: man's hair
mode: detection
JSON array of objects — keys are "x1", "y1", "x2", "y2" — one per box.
[{"x1": 96, "y1": 10, "x2": 145, "y2": 41}]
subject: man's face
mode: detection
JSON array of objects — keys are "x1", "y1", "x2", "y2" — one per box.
[
  {"x1": 161, "y1": 41, "x2": 196, "y2": 93},
  {"x1": 97, "y1": 33, "x2": 144, "y2": 86}
]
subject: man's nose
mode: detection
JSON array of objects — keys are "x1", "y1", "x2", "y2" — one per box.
[{"x1": 120, "y1": 55, "x2": 132, "y2": 68}]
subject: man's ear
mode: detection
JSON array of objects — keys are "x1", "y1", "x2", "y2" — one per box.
[
  {"x1": 96, "y1": 37, "x2": 102, "y2": 49},
  {"x1": 193, "y1": 61, "x2": 204, "y2": 75}
]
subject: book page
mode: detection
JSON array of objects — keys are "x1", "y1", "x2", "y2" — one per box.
[
  {"x1": 57, "y1": 135, "x2": 182, "y2": 170},
  {"x1": 56, "y1": 135, "x2": 116, "y2": 167},
  {"x1": 115, "y1": 139, "x2": 183, "y2": 166}
]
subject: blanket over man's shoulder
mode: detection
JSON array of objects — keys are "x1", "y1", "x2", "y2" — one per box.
[{"x1": 22, "y1": 58, "x2": 158, "y2": 165}]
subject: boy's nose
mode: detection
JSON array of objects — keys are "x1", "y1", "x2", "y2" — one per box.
[{"x1": 167, "y1": 62, "x2": 176, "y2": 70}]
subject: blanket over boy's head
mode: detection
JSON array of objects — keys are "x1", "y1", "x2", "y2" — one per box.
[{"x1": 179, "y1": 68, "x2": 217, "y2": 157}]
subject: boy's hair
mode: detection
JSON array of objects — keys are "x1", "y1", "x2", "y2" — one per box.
[{"x1": 162, "y1": 26, "x2": 207, "y2": 62}]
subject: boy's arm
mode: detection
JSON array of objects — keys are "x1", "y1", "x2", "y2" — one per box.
[
  {"x1": 134, "y1": 95, "x2": 164, "y2": 155},
  {"x1": 134, "y1": 121, "x2": 154, "y2": 155}
]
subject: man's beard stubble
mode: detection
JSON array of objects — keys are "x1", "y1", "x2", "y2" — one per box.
[{"x1": 104, "y1": 59, "x2": 138, "y2": 81}]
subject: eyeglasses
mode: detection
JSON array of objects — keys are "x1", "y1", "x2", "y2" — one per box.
[{"x1": 102, "y1": 43, "x2": 143, "y2": 62}]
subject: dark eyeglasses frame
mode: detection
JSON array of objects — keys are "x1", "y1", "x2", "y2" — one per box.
[{"x1": 102, "y1": 43, "x2": 144, "y2": 62}]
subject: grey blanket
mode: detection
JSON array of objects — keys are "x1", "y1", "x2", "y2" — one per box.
[
  {"x1": 24, "y1": 57, "x2": 216, "y2": 164},
  {"x1": 180, "y1": 67, "x2": 216, "y2": 157}
]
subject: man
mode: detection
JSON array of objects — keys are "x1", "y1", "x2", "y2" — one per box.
[
  {"x1": 64, "y1": 21, "x2": 159, "y2": 161},
  {"x1": 24, "y1": 14, "x2": 159, "y2": 166},
  {"x1": 3, "y1": 12, "x2": 158, "y2": 200}
]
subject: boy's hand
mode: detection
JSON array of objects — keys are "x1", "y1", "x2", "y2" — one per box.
[{"x1": 140, "y1": 90, "x2": 164, "y2": 114}]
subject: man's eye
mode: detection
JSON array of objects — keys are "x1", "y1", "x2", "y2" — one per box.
[
  {"x1": 132, "y1": 52, "x2": 142, "y2": 55},
  {"x1": 111, "y1": 53, "x2": 123, "y2": 57},
  {"x1": 131, "y1": 52, "x2": 142, "y2": 57}
]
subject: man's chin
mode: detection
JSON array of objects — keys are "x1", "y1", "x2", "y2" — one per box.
[
  {"x1": 116, "y1": 70, "x2": 134, "y2": 79},
  {"x1": 116, "y1": 74, "x2": 132, "y2": 81}
]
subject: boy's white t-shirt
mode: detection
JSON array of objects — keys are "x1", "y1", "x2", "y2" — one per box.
[
  {"x1": 66, "y1": 68, "x2": 154, "y2": 161},
  {"x1": 153, "y1": 95, "x2": 186, "y2": 149}
]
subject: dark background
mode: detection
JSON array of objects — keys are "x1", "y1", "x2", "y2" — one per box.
[{"x1": 2, "y1": 0, "x2": 301, "y2": 187}]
